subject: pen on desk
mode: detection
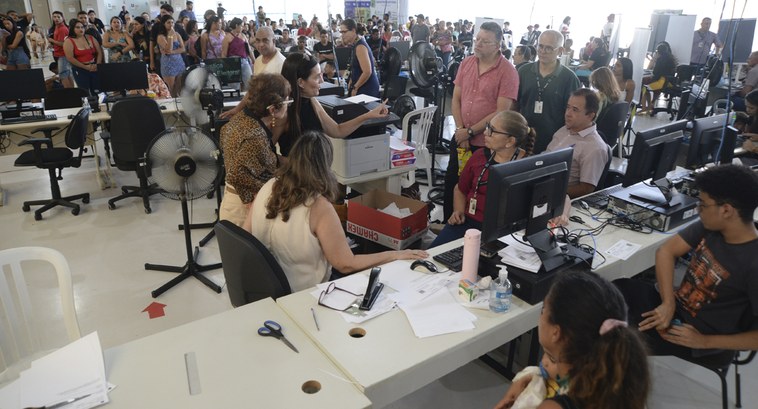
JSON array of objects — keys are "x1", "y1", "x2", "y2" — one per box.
[{"x1": 311, "y1": 307, "x2": 320, "y2": 331}]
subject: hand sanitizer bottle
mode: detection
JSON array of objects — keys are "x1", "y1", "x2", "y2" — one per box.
[{"x1": 489, "y1": 268, "x2": 512, "y2": 313}]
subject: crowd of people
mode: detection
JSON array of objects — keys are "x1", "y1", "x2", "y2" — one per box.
[{"x1": 2, "y1": 7, "x2": 757, "y2": 408}]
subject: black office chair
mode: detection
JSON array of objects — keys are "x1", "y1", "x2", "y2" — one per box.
[
  {"x1": 595, "y1": 144, "x2": 614, "y2": 191},
  {"x1": 678, "y1": 349, "x2": 756, "y2": 409},
  {"x1": 597, "y1": 101, "x2": 630, "y2": 149},
  {"x1": 214, "y1": 220, "x2": 292, "y2": 307},
  {"x1": 27, "y1": 88, "x2": 92, "y2": 140},
  {"x1": 651, "y1": 64, "x2": 694, "y2": 120},
  {"x1": 14, "y1": 108, "x2": 91, "y2": 220},
  {"x1": 107, "y1": 97, "x2": 166, "y2": 213}
]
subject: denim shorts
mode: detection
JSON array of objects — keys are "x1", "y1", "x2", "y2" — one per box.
[
  {"x1": 7, "y1": 48, "x2": 30, "y2": 66},
  {"x1": 57, "y1": 56, "x2": 72, "y2": 79}
]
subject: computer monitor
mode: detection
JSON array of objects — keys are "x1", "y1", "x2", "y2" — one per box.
[
  {"x1": 686, "y1": 113, "x2": 737, "y2": 168},
  {"x1": 622, "y1": 120, "x2": 687, "y2": 187},
  {"x1": 203, "y1": 58, "x2": 243, "y2": 86},
  {"x1": 98, "y1": 61, "x2": 149, "y2": 96},
  {"x1": 0, "y1": 69, "x2": 46, "y2": 110},
  {"x1": 334, "y1": 47, "x2": 352, "y2": 71},
  {"x1": 481, "y1": 148, "x2": 574, "y2": 272}
]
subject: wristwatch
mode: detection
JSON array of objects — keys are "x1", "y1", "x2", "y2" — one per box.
[{"x1": 467, "y1": 128, "x2": 474, "y2": 139}]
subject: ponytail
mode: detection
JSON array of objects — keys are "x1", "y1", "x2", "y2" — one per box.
[{"x1": 569, "y1": 326, "x2": 650, "y2": 409}]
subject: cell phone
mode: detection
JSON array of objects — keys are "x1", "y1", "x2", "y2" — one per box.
[{"x1": 359, "y1": 267, "x2": 384, "y2": 311}]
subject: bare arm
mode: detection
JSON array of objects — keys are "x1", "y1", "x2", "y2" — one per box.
[
  {"x1": 101, "y1": 31, "x2": 114, "y2": 48},
  {"x1": 200, "y1": 32, "x2": 207, "y2": 59},
  {"x1": 123, "y1": 33, "x2": 134, "y2": 53},
  {"x1": 221, "y1": 33, "x2": 231, "y2": 57},
  {"x1": 447, "y1": 185, "x2": 467, "y2": 225},
  {"x1": 638, "y1": 235, "x2": 692, "y2": 331},
  {"x1": 567, "y1": 182, "x2": 595, "y2": 199},
  {"x1": 310, "y1": 196, "x2": 427, "y2": 273},
  {"x1": 311, "y1": 97, "x2": 389, "y2": 138},
  {"x1": 451, "y1": 85, "x2": 470, "y2": 149},
  {"x1": 93, "y1": 36, "x2": 103, "y2": 63},
  {"x1": 9, "y1": 31, "x2": 22, "y2": 48},
  {"x1": 350, "y1": 43, "x2": 372, "y2": 96}
]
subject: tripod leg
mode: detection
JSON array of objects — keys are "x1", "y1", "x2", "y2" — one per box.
[{"x1": 151, "y1": 267, "x2": 191, "y2": 298}]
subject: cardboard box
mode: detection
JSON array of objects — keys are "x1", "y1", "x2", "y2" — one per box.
[
  {"x1": 347, "y1": 190, "x2": 428, "y2": 250},
  {"x1": 330, "y1": 133, "x2": 390, "y2": 178}
]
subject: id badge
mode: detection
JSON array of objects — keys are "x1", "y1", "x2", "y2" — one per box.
[
  {"x1": 468, "y1": 198, "x2": 477, "y2": 215},
  {"x1": 534, "y1": 101, "x2": 543, "y2": 114}
]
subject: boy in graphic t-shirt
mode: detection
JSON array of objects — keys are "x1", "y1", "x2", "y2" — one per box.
[{"x1": 617, "y1": 165, "x2": 758, "y2": 360}]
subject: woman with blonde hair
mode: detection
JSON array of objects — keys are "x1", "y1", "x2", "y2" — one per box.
[
  {"x1": 590, "y1": 66, "x2": 621, "y2": 119},
  {"x1": 245, "y1": 131, "x2": 427, "y2": 291}
]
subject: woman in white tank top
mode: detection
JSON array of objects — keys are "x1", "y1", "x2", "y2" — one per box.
[{"x1": 245, "y1": 131, "x2": 428, "y2": 292}]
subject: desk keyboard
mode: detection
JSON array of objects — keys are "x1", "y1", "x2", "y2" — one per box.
[
  {"x1": 433, "y1": 246, "x2": 463, "y2": 272},
  {"x1": 1, "y1": 114, "x2": 57, "y2": 125}
]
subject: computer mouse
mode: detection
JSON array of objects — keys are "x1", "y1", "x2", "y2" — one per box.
[
  {"x1": 410, "y1": 259, "x2": 438, "y2": 273},
  {"x1": 159, "y1": 105, "x2": 167, "y2": 110}
]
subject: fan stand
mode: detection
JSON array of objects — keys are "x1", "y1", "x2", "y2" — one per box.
[
  {"x1": 178, "y1": 106, "x2": 223, "y2": 247},
  {"x1": 147, "y1": 192, "x2": 222, "y2": 298}
]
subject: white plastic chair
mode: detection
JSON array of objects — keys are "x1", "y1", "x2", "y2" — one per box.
[
  {"x1": 0, "y1": 247, "x2": 81, "y2": 382},
  {"x1": 402, "y1": 106, "x2": 438, "y2": 186}
]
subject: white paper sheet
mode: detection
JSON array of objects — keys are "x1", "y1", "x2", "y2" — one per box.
[
  {"x1": 379, "y1": 260, "x2": 457, "y2": 306},
  {"x1": 498, "y1": 235, "x2": 541, "y2": 273},
  {"x1": 605, "y1": 239, "x2": 642, "y2": 261},
  {"x1": 344, "y1": 94, "x2": 381, "y2": 104},
  {"x1": 19, "y1": 331, "x2": 109, "y2": 409},
  {"x1": 399, "y1": 289, "x2": 477, "y2": 338},
  {"x1": 311, "y1": 274, "x2": 396, "y2": 324}
]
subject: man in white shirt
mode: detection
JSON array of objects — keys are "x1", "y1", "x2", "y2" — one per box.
[
  {"x1": 220, "y1": 26, "x2": 286, "y2": 119},
  {"x1": 546, "y1": 88, "x2": 609, "y2": 198}
]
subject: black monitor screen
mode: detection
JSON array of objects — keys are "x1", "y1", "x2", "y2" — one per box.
[
  {"x1": 0, "y1": 69, "x2": 46, "y2": 103},
  {"x1": 334, "y1": 47, "x2": 352, "y2": 70},
  {"x1": 203, "y1": 58, "x2": 242, "y2": 85},
  {"x1": 686, "y1": 113, "x2": 736, "y2": 168},
  {"x1": 98, "y1": 61, "x2": 149, "y2": 93},
  {"x1": 388, "y1": 41, "x2": 410, "y2": 62},
  {"x1": 623, "y1": 120, "x2": 687, "y2": 187},
  {"x1": 482, "y1": 147, "x2": 573, "y2": 245}
]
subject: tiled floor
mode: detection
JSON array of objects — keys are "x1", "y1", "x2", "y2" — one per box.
[{"x1": 0, "y1": 74, "x2": 755, "y2": 407}]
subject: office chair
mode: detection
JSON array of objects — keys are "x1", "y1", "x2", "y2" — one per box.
[
  {"x1": 14, "y1": 108, "x2": 91, "y2": 220},
  {"x1": 596, "y1": 101, "x2": 630, "y2": 149},
  {"x1": 0, "y1": 246, "x2": 81, "y2": 383},
  {"x1": 678, "y1": 349, "x2": 756, "y2": 409},
  {"x1": 107, "y1": 97, "x2": 166, "y2": 213},
  {"x1": 28, "y1": 88, "x2": 91, "y2": 140},
  {"x1": 214, "y1": 220, "x2": 292, "y2": 307},
  {"x1": 595, "y1": 144, "x2": 614, "y2": 191},
  {"x1": 651, "y1": 64, "x2": 695, "y2": 120}
]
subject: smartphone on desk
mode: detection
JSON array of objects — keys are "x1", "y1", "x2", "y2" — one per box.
[{"x1": 359, "y1": 267, "x2": 384, "y2": 311}]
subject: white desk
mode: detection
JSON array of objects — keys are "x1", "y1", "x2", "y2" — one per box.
[
  {"x1": 104, "y1": 297, "x2": 371, "y2": 408},
  {"x1": 277, "y1": 201, "x2": 684, "y2": 407}
]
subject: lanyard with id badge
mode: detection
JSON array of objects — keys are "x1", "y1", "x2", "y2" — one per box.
[
  {"x1": 468, "y1": 149, "x2": 520, "y2": 215},
  {"x1": 534, "y1": 73, "x2": 555, "y2": 114}
]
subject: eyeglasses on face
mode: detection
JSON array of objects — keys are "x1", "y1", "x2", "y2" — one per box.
[
  {"x1": 317, "y1": 282, "x2": 363, "y2": 312},
  {"x1": 537, "y1": 43, "x2": 557, "y2": 53},
  {"x1": 485, "y1": 122, "x2": 510, "y2": 137}
]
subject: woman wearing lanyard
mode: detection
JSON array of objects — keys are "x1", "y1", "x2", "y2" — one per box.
[
  {"x1": 430, "y1": 111, "x2": 534, "y2": 247},
  {"x1": 339, "y1": 18, "x2": 380, "y2": 97},
  {"x1": 63, "y1": 18, "x2": 103, "y2": 95},
  {"x1": 219, "y1": 73, "x2": 292, "y2": 227}
]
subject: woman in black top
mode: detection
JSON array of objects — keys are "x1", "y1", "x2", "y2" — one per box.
[
  {"x1": 339, "y1": 18, "x2": 380, "y2": 97},
  {"x1": 130, "y1": 16, "x2": 150, "y2": 63},
  {"x1": 640, "y1": 42, "x2": 677, "y2": 114},
  {"x1": 279, "y1": 53, "x2": 388, "y2": 155}
]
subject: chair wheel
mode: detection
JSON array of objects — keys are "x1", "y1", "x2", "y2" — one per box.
[
  {"x1": 22, "y1": 204, "x2": 30, "y2": 212},
  {"x1": 71, "y1": 207, "x2": 80, "y2": 216},
  {"x1": 34, "y1": 213, "x2": 42, "y2": 221},
  {"x1": 108, "y1": 202, "x2": 116, "y2": 210},
  {"x1": 145, "y1": 207, "x2": 152, "y2": 214},
  {"x1": 82, "y1": 196, "x2": 90, "y2": 204}
]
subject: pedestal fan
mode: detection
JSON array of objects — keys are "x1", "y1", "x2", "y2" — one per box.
[
  {"x1": 144, "y1": 126, "x2": 223, "y2": 298},
  {"x1": 179, "y1": 64, "x2": 226, "y2": 247}
]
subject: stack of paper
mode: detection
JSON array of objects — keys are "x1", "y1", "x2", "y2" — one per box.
[
  {"x1": 0, "y1": 332, "x2": 110, "y2": 409},
  {"x1": 311, "y1": 273, "x2": 396, "y2": 324},
  {"x1": 498, "y1": 235, "x2": 542, "y2": 273}
]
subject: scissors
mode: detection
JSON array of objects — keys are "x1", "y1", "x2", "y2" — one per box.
[{"x1": 258, "y1": 320, "x2": 299, "y2": 353}]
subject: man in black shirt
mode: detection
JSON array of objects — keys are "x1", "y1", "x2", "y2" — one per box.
[
  {"x1": 87, "y1": 10, "x2": 105, "y2": 34},
  {"x1": 77, "y1": 11, "x2": 102, "y2": 44},
  {"x1": 3, "y1": 9, "x2": 33, "y2": 33},
  {"x1": 365, "y1": 28, "x2": 386, "y2": 61},
  {"x1": 312, "y1": 29, "x2": 334, "y2": 62}
]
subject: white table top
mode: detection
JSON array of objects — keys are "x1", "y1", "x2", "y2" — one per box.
[
  {"x1": 277, "y1": 196, "x2": 685, "y2": 407},
  {"x1": 104, "y1": 297, "x2": 370, "y2": 409}
]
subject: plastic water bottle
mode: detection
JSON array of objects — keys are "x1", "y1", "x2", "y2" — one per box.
[{"x1": 489, "y1": 269, "x2": 512, "y2": 313}]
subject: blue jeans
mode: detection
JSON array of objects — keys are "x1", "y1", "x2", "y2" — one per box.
[
  {"x1": 72, "y1": 65, "x2": 99, "y2": 96},
  {"x1": 429, "y1": 217, "x2": 482, "y2": 249}
]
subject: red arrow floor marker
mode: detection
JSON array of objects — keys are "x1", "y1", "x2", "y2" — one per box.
[{"x1": 142, "y1": 302, "x2": 167, "y2": 319}]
